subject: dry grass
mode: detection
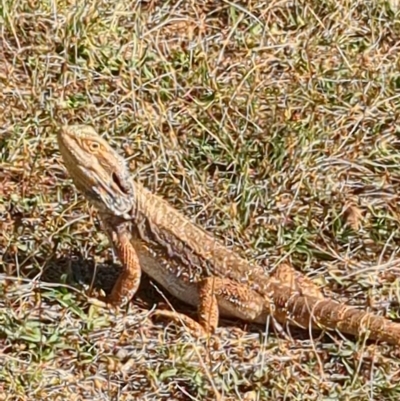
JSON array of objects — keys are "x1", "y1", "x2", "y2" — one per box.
[{"x1": 2, "y1": 0, "x2": 400, "y2": 399}]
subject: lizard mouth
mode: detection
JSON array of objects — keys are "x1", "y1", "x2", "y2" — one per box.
[
  {"x1": 111, "y1": 171, "x2": 131, "y2": 196},
  {"x1": 88, "y1": 168, "x2": 134, "y2": 218}
]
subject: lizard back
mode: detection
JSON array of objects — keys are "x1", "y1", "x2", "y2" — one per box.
[{"x1": 131, "y1": 181, "x2": 269, "y2": 291}]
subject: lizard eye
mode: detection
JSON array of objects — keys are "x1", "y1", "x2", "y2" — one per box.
[{"x1": 88, "y1": 141, "x2": 101, "y2": 153}]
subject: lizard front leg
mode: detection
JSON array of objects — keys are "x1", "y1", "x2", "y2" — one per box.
[{"x1": 99, "y1": 214, "x2": 142, "y2": 306}]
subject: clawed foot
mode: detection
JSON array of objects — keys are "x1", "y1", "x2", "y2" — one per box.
[
  {"x1": 87, "y1": 296, "x2": 109, "y2": 308},
  {"x1": 152, "y1": 309, "x2": 208, "y2": 338},
  {"x1": 88, "y1": 294, "x2": 123, "y2": 313}
]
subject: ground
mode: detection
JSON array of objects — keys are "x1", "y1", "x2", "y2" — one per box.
[{"x1": 2, "y1": 1, "x2": 400, "y2": 400}]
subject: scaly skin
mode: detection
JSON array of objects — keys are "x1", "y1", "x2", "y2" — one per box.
[{"x1": 57, "y1": 124, "x2": 400, "y2": 345}]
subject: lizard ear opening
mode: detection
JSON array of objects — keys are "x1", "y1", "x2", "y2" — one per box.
[{"x1": 111, "y1": 171, "x2": 131, "y2": 195}]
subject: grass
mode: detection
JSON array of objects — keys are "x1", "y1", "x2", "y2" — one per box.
[{"x1": 2, "y1": 0, "x2": 400, "y2": 399}]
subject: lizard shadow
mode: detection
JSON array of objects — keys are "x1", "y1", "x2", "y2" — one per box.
[{"x1": 1, "y1": 246, "x2": 149, "y2": 306}]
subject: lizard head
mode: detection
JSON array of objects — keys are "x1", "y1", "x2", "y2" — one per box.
[{"x1": 57, "y1": 125, "x2": 134, "y2": 219}]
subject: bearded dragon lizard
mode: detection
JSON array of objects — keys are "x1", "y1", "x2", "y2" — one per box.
[{"x1": 57, "y1": 125, "x2": 400, "y2": 345}]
